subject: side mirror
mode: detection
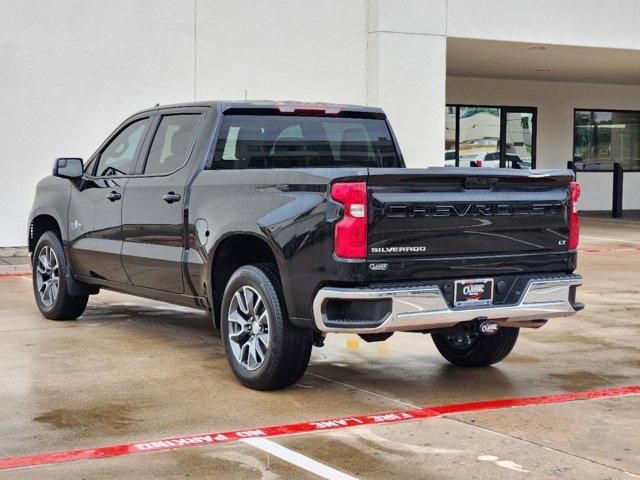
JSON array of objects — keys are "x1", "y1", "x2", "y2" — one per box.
[{"x1": 53, "y1": 158, "x2": 84, "y2": 179}]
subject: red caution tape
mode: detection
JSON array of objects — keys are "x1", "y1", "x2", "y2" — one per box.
[
  {"x1": 580, "y1": 247, "x2": 640, "y2": 254},
  {"x1": 1, "y1": 385, "x2": 639, "y2": 471}
]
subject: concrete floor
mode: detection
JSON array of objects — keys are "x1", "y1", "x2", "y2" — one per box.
[{"x1": 1, "y1": 217, "x2": 639, "y2": 479}]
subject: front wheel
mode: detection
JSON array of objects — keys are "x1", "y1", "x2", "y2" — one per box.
[
  {"x1": 220, "y1": 264, "x2": 313, "y2": 390},
  {"x1": 32, "y1": 231, "x2": 88, "y2": 320},
  {"x1": 431, "y1": 326, "x2": 519, "y2": 367}
]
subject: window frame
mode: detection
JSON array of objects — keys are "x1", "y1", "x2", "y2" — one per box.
[
  {"x1": 446, "y1": 104, "x2": 537, "y2": 169},
  {"x1": 87, "y1": 115, "x2": 154, "y2": 179},
  {"x1": 573, "y1": 107, "x2": 640, "y2": 172},
  {"x1": 139, "y1": 111, "x2": 206, "y2": 177}
]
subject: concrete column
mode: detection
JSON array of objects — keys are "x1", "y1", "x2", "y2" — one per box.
[{"x1": 367, "y1": 0, "x2": 447, "y2": 167}]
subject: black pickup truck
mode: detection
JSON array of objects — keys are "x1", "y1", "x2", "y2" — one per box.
[{"x1": 28, "y1": 101, "x2": 583, "y2": 390}]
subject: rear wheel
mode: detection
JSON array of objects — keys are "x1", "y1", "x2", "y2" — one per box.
[
  {"x1": 220, "y1": 264, "x2": 313, "y2": 390},
  {"x1": 432, "y1": 325, "x2": 519, "y2": 367},
  {"x1": 32, "y1": 231, "x2": 88, "y2": 320}
]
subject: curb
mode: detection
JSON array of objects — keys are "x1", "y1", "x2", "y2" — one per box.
[{"x1": 0, "y1": 264, "x2": 31, "y2": 276}]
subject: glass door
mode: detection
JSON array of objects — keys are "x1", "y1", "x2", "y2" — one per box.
[
  {"x1": 444, "y1": 105, "x2": 537, "y2": 169},
  {"x1": 457, "y1": 106, "x2": 501, "y2": 168},
  {"x1": 501, "y1": 107, "x2": 536, "y2": 169}
]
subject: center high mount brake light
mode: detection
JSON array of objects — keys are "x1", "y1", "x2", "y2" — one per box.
[{"x1": 276, "y1": 104, "x2": 342, "y2": 115}]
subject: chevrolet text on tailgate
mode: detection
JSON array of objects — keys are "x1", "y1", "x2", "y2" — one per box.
[{"x1": 28, "y1": 101, "x2": 583, "y2": 390}]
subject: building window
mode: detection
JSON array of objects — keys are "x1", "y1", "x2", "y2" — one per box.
[
  {"x1": 445, "y1": 105, "x2": 536, "y2": 169},
  {"x1": 574, "y1": 109, "x2": 640, "y2": 171}
]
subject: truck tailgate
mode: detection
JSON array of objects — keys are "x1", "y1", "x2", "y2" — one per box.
[{"x1": 367, "y1": 168, "x2": 573, "y2": 262}]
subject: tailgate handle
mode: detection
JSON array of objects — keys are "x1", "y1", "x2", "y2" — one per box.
[{"x1": 465, "y1": 177, "x2": 498, "y2": 189}]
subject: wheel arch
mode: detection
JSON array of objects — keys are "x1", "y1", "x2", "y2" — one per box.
[
  {"x1": 28, "y1": 213, "x2": 63, "y2": 253},
  {"x1": 208, "y1": 232, "x2": 286, "y2": 328}
]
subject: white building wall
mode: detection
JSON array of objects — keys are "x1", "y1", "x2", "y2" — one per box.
[
  {"x1": 574, "y1": 172, "x2": 640, "y2": 211},
  {"x1": 576, "y1": 173, "x2": 613, "y2": 211},
  {"x1": 0, "y1": 0, "x2": 367, "y2": 247},
  {"x1": 367, "y1": 0, "x2": 446, "y2": 167},
  {"x1": 623, "y1": 173, "x2": 640, "y2": 210},
  {"x1": 194, "y1": 0, "x2": 367, "y2": 103},
  {"x1": 1, "y1": 0, "x2": 197, "y2": 247},
  {"x1": 447, "y1": 0, "x2": 640, "y2": 50}
]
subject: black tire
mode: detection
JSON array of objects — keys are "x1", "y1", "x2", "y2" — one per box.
[
  {"x1": 220, "y1": 264, "x2": 313, "y2": 390},
  {"x1": 432, "y1": 326, "x2": 519, "y2": 367},
  {"x1": 32, "y1": 231, "x2": 88, "y2": 320}
]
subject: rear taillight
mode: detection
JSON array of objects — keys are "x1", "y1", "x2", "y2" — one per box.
[
  {"x1": 331, "y1": 182, "x2": 367, "y2": 259},
  {"x1": 568, "y1": 181, "x2": 581, "y2": 250},
  {"x1": 475, "y1": 160, "x2": 483, "y2": 168}
]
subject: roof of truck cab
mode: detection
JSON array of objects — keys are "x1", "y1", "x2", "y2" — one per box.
[{"x1": 135, "y1": 100, "x2": 385, "y2": 116}]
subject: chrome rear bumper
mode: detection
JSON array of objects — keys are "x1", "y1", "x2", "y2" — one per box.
[{"x1": 312, "y1": 275, "x2": 583, "y2": 334}]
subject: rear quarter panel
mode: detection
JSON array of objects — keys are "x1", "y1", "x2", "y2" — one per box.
[{"x1": 187, "y1": 168, "x2": 369, "y2": 322}]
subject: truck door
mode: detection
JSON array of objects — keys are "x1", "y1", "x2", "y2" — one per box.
[
  {"x1": 68, "y1": 116, "x2": 152, "y2": 284},
  {"x1": 121, "y1": 110, "x2": 205, "y2": 293}
]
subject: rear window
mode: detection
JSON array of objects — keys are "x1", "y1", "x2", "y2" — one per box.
[
  {"x1": 210, "y1": 114, "x2": 401, "y2": 169},
  {"x1": 144, "y1": 114, "x2": 201, "y2": 175}
]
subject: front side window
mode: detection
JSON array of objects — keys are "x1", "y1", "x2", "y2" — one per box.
[
  {"x1": 211, "y1": 114, "x2": 400, "y2": 169},
  {"x1": 144, "y1": 114, "x2": 202, "y2": 175},
  {"x1": 95, "y1": 118, "x2": 150, "y2": 177}
]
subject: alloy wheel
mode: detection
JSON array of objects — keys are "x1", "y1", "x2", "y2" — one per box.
[
  {"x1": 227, "y1": 286, "x2": 270, "y2": 371},
  {"x1": 35, "y1": 245, "x2": 59, "y2": 307}
]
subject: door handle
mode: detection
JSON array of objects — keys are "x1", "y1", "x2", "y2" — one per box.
[
  {"x1": 162, "y1": 192, "x2": 181, "y2": 204},
  {"x1": 107, "y1": 191, "x2": 122, "y2": 202}
]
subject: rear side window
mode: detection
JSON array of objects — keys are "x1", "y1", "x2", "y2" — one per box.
[
  {"x1": 144, "y1": 114, "x2": 201, "y2": 175},
  {"x1": 95, "y1": 118, "x2": 150, "y2": 176},
  {"x1": 210, "y1": 114, "x2": 400, "y2": 169}
]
